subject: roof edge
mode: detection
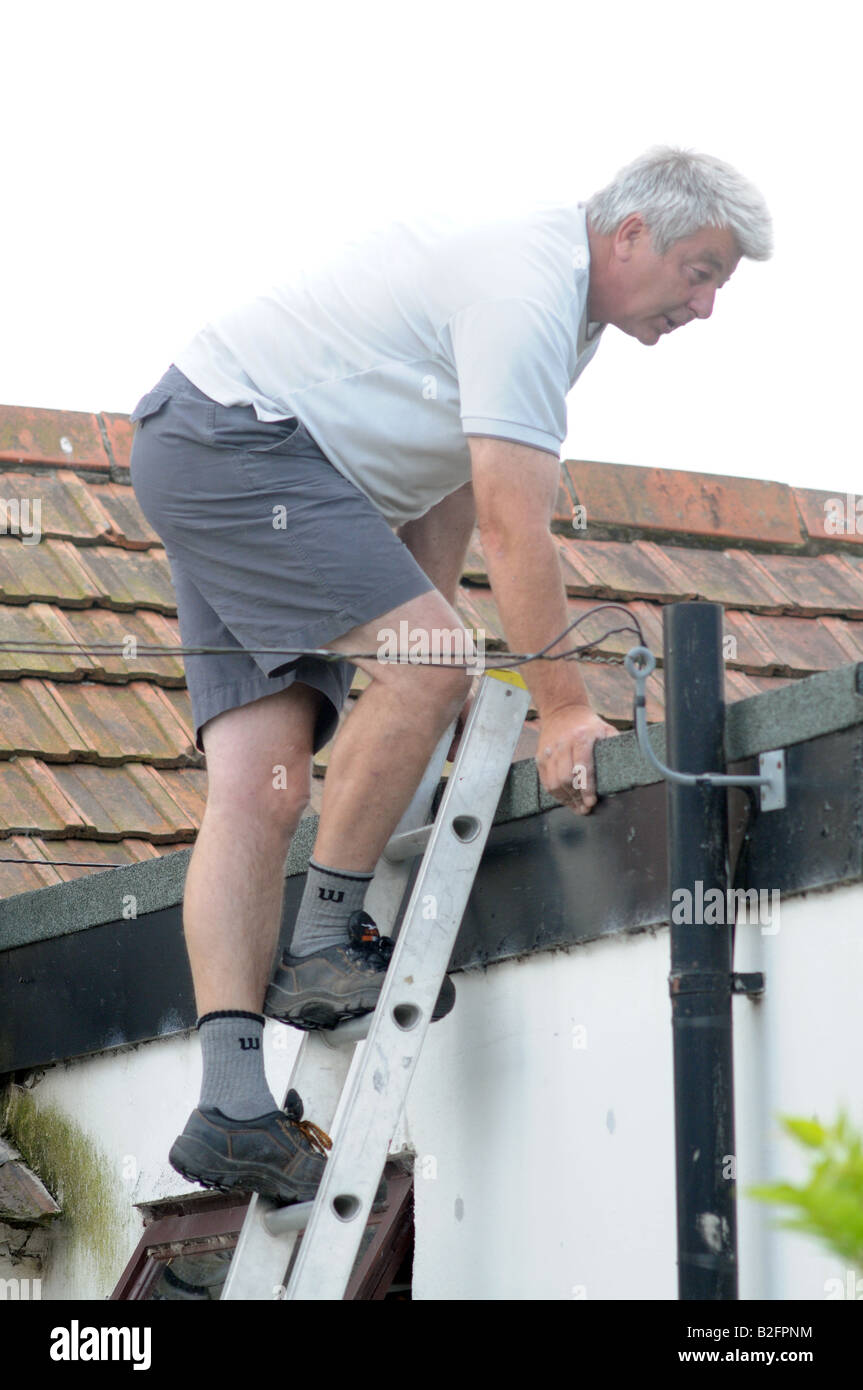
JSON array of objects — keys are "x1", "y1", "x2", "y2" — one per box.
[
  {"x1": 1, "y1": 661, "x2": 861, "y2": 950},
  {"x1": 597, "y1": 659, "x2": 863, "y2": 794}
]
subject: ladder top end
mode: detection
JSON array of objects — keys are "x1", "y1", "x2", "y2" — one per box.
[{"x1": 485, "y1": 668, "x2": 529, "y2": 691}]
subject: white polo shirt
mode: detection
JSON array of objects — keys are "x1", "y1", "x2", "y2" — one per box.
[{"x1": 173, "y1": 201, "x2": 605, "y2": 526}]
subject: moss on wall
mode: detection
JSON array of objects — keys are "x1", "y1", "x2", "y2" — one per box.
[{"x1": 2, "y1": 1084, "x2": 128, "y2": 1289}]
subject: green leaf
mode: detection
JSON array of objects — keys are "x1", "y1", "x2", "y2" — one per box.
[
  {"x1": 747, "y1": 1182, "x2": 804, "y2": 1205},
  {"x1": 748, "y1": 1107, "x2": 863, "y2": 1267},
  {"x1": 782, "y1": 1117, "x2": 827, "y2": 1148}
]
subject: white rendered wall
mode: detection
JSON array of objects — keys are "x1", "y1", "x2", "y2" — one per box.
[
  {"x1": 403, "y1": 881, "x2": 863, "y2": 1301},
  {"x1": 733, "y1": 880, "x2": 863, "y2": 1302},
  {"x1": 1, "y1": 881, "x2": 861, "y2": 1300},
  {"x1": 402, "y1": 928, "x2": 678, "y2": 1300},
  {"x1": 0, "y1": 1022, "x2": 305, "y2": 1300}
]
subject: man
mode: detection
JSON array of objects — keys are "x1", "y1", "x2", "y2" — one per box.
[{"x1": 128, "y1": 145, "x2": 772, "y2": 1204}]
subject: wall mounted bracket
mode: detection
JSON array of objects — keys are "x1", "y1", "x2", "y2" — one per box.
[{"x1": 624, "y1": 646, "x2": 787, "y2": 811}]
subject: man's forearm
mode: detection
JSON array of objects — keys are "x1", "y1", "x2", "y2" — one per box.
[{"x1": 480, "y1": 524, "x2": 592, "y2": 715}]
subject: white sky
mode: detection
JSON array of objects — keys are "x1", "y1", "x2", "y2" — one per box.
[{"x1": 4, "y1": 0, "x2": 861, "y2": 496}]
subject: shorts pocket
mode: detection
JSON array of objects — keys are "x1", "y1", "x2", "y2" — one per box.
[
  {"x1": 129, "y1": 386, "x2": 173, "y2": 424},
  {"x1": 207, "y1": 401, "x2": 305, "y2": 455}
]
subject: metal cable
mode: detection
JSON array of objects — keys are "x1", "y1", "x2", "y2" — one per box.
[
  {"x1": 0, "y1": 604, "x2": 647, "y2": 871},
  {"x1": 0, "y1": 603, "x2": 645, "y2": 668}
]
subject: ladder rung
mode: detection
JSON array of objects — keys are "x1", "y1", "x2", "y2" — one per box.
[
  {"x1": 383, "y1": 823, "x2": 433, "y2": 863},
  {"x1": 263, "y1": 1201, "x2": 315, "y2": 1237},
  {"x1": 321, "y1": 1013, "x2": 373, "y2": 1047}
]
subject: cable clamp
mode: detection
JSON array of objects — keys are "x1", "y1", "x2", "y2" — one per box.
[{"x1": 623, "y1": 646, "x2": 787, "y2": 812}]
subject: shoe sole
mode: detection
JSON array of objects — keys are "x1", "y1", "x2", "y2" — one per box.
[
  {"x1": 265, "y1": 976, "x2": 457, "y2": 1031},
  {"x1": 169, "y1": 1136, "x2": 388, "y2": 1211},
  {"x1": 168, "y1": 1134, "x2": 319, "y2": 1204},
  {"x1": 264, "y1": 978, "x2": 381, "y2": 1031}
]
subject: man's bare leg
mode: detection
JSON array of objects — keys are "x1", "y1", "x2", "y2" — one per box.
[
  {"x1": 183, "y1": 681, "x2": 321, "y2": 1016},
  {"x1": 312, "y1": 588, "x2": 473, "y2": 872}
]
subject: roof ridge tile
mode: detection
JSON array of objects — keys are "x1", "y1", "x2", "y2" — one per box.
[
  {"x1": 792, "y1": 485, "x2": 863, "y2": 548},
  {"x1": 98, "y1": 411, "x2": 134, "y2": 475},
  {"x1": 0, "y1": 405, "x2": 111, "y2": 471},
  {"x1": 562, "y1": 458, "x2": 808, "y2": 550}
]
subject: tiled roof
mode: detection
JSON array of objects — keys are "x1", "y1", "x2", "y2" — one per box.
[{"x1": 1, "y1": 397, "x2": 861, "y2": 899}]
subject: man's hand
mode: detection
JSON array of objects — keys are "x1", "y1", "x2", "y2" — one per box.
[
  {"x1": 467, "y1": 435, "x2": 618, "y2": 812},
  {"x1": 536, "y1": 702, "x2": 617, "y2": 815}
]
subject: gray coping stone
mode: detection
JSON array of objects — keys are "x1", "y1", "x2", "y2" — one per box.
[{"x1": 1, "y1": 660, "x2": 861, "y2": 951}]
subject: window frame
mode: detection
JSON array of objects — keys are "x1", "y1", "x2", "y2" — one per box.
[{"x1": 111, "y1": 1166, "x2": 414, "y2": 1301}]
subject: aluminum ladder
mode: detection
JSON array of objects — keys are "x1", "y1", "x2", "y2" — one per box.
[{"x1": 220, "y1": 667, "x2": 530, "y2": 1301}]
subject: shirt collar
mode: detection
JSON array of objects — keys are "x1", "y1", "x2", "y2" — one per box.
[{"x1": 574, "y1": 203, "x2": 606, "y2": 352}]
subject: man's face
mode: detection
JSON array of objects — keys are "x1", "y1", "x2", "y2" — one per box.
[{"x1": 597, "y1": 217, "x2": 741, "y2": 345}]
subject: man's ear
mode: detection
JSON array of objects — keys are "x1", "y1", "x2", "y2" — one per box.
[{"x1": 612, "y1": 213, "x2": 648, "y2": 263}]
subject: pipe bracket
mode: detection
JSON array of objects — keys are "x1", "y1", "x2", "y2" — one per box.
[
  {"x1": 669, "y1": 970, "x2": 766, "y2": 998},
  {"x1": 731, "y1": 971, "x2": 766, "y2": 997}
]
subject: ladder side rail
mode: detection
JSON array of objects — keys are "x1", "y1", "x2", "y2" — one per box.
[
  {"x1": 220, "y1": 721, "x2": 456, "y2": 1300},
  {"x1": 284, "y1": 673, "x2": 529, "y2": 1299}
]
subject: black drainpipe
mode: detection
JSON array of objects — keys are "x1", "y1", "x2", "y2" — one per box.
[{"x1": 664, "y1": 600, "x2": 737, "y2": 1300}]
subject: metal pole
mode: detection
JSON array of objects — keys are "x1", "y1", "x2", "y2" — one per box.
[{"x1": 664, "y1": 601, "x2": 738, "y2": 1300}]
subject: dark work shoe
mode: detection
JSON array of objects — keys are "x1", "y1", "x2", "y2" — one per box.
[
  {"x1": 168, "y1": 1090, "x2": 332, "y2": 1204},
  {"x1": 283, "y1": 1090, "x2": 387, "y2": 1211},
  {"x1": 265, "y1": 910, "x2": 456, "y2": 1031}
]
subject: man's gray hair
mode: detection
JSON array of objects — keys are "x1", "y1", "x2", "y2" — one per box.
[{"x1": 586, "y1": 146, "x2": 773, "y2": 261}]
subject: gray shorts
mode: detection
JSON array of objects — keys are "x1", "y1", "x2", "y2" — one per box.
[{"x1": 128, "y1": 365, "x2": 434, "y2": 754}]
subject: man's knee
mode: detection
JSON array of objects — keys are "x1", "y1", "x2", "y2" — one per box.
[
  {"x1": 200, "y1": 686, "x2": 319, "y2": 831},
  {"x1": 369, "y1": 651, "x2": 472, "y2": 714},
  {"x1": 433, "y1": 662, "x2": 473, "y2": 712},
  {"x1": 205, "y1": 768, "x2": 311, "y2": 832},
  {"x1": 347, "y1": 593, "x2": 474, "y2": 708}
]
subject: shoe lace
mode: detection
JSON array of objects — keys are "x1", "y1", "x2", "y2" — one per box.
[
  {"x1": 279, "y1": 1114, "x2": 333, "y2": 1157},
  {"x1": 353, "y1": 918, "x2": 394, "y2": 963}
]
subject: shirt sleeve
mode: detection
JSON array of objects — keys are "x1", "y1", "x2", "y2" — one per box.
[{"x1": 443, "y1": 297, "x2": 572, "y2": 455}]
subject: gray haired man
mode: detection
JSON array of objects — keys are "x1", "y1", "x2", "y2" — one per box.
[{"x1": 129, "y1": 145, "x2": 772, "y2": 1202}]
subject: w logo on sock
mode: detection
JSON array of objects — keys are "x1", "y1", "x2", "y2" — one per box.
[
  {"x1": 319, "y1": 888, "x2": 344, "y2": 903},
  {"x1": 238, "y1": 1037, "x2": 260, "y2": 1050}
]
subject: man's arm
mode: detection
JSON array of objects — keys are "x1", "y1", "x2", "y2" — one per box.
[
  {"x1": 395, "y1": 480, "x2": 476, "y2": 608},
  {"x1": 468, "y1": 435, "x2": 616, "y2": 813}
]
